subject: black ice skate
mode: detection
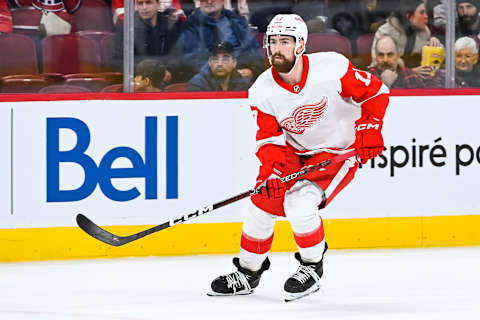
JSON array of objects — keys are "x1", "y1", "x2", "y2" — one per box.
[
  {"x1": 207, "y1": 257, "x2": 270, "y2": 296},
  {"x1": 284, "y1": 245, "x2": 327, "y2": 302}
]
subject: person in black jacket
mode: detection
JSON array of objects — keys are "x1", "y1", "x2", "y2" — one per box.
[
  {"x1": 187, "y1": 41, "x2": 250, "y2": 91},
  {"x1": 111, "y1": 0, "x2": 184, "y2": 80},
  {"x1": 181, "y1": 0, "x2": 265, "y2": 81}
]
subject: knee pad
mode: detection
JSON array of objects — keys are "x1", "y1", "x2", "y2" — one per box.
[
  {"x1": 283, "y1": 180, "x2": 324, "y2": 233},
  {"x1": 242, "y1": 200, "x2": 277, "y2": 241}
]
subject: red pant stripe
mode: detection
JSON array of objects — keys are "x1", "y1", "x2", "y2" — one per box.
[
  {"x1": 240, "y1": 232, "x2": 274, "y2": 254},
  {"x1": 293, "y1": 223, "x2": 325, "y2": 248}
]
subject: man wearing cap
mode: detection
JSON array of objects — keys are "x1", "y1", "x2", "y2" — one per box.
[
  {"x1": 187, "y1": 41, "x2": 250, "y2": 91},
  {"x1": 457, "y1": 1, "x2": 480, "y2": 42}
]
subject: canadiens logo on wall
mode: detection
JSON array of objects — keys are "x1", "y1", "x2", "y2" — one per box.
[{"x1": 280, "y1": 96, "x2": 328, "y2": 134}]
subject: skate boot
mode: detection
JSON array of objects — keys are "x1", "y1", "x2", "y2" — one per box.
[
  {"x1": 284, "y1": 246, "x2": 327, "y2": 302},
  {"x1": 207, "y1": 257, "x2": 270, "y2": 296}
]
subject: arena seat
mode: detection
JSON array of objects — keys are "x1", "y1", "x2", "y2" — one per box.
[
  {"x1": 64, "y1": 77, "x2": 107, "y2": 92},
  {"x1": 102, "y1": 72, "x2": 123, "y2": 85},
  {"x1": 39, "y1": 84, "x2": 92, "y2": 93},
  {"x1": 1, "y1": 77, "x2": 46, "y2": 93},
  {"x1": 42, "y1": 34, "x2": 100, "y2": 74},
  {"x1": 0, "y1": 33, "x2": 39, "y2": 77},
  {"x1": 10, "y1": 7, "x2": 42, "y2": 37},
  {"x1": 102, "y1": 84, "x2": 123, "y2": 92},
  {"x1": 76, "y1": 30, "x2": 114, "y2": 44},
  {"x1": 163, "y1": 82, "x2": 188, "y2": 92},
  {"x1": 71, "y1": 0, "x2": 114, "y2": 32},
  {"x1": 100, "y1": 33, "x2": 115, "y2": 71},
  {"x1": 356, "y1": 33, "x2": 375, "y2": 68},
  {"x1": 307, "y1": 33, "x2": 352, "y2": 58}
]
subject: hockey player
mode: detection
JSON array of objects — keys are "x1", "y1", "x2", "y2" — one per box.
[{"x1": 208, "y1": 14, "x2": 389, "y2": 302}]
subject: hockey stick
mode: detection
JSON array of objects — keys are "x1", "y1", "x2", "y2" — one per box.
[{"x1": 76, "y1": 150, "x2": 357, "y2": 247}]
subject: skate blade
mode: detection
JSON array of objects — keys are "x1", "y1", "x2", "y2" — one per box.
[
  {"x1": 284, "y1": 284, "x2": 320, "y2": 302},
  {"x1": 207, "y1": 290, "x2": 254, "y2": 297}
]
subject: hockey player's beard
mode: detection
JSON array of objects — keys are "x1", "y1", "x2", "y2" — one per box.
[{"x1": 271, "y1": 53, "x2": 295, "y2": 73}]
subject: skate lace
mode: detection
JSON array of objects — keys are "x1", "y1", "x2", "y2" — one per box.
[
  {"x1": 225, "y1": 272, "x2": 252, "y2": 293},
  {"x1": 291, "y1": 265, "x2": 321, "y2": 284}
]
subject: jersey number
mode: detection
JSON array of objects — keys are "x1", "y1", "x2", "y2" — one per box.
[{"x1": 353, "y1": 68, "x2": 371, "y2": 86}]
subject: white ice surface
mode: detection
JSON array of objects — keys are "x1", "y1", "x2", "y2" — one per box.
[{"x1": 1, "y1": 247, "x2": 479, "y2": 320}]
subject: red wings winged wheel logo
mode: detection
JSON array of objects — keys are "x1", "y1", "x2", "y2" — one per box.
[{"x1": 280, "y1": 97, "x2": 328, "y2": 134}]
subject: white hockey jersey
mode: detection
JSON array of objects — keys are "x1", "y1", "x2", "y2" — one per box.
[{"x1": 248, "y1": 52, "x2": 389, "y2": 164}]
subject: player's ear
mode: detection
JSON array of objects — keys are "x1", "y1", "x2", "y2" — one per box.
[{"x1": 296, "y1": 40, "x2": 305, "y2": 55}]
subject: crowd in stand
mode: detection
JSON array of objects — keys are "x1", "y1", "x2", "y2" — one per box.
[{"x1": 1, "y1": 0, "x2": 480, "y2": 93}]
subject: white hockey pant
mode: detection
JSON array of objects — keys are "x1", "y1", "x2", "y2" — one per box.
[{"x1": 240, "y1": 180, "x2": 326, "y2": 272}]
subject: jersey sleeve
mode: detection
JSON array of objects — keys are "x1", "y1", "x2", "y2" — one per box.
[
  {"x1": 0, "y1": 0, "x2": 12, "y2": 33},
  {"x1": 250, "y1": 105, "x2": 286, "y2": 167},
  {"x1": 339, "y1": 61, "x2": 389, "y2": 120}
]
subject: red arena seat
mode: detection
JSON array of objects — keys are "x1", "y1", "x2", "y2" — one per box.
[
  {"x1": 0, "y1": 33, "x2": 39, "y2": 77},
  {"x1": 76, "y1": 30, "x2": 114, "y2": 44},
  {"x1": 356, "y1": 33, "x2": 375, "y2": 68},
  {"x1": 100, "y1": 33, "x2": 115, "y2": 71},
  {"x1": 1, "y1": 77, "x2": 47, "y2": 93},
  {"x1": 10, "y1": 7, "x2": 42, "y2": 37},
  {"x1": 307, "y1": 33, "x2": 352, "y2": 58},
  {"x1": 163, "y1": 82, "x2": 188, "y2": 92},
  {"x1": 39, "y1": 84, "x2": 92, "y2": 93},
  {"x1": 42, "y1": 34, "x2": 100, "y2": 74},
  {"x1": 64, "y1": 77, "x2": 107, "y2": 92},
  {"x1": 71, "y1": 0, "x2": 114, "y2": 32},
  {"x1": 102, "y1": 84, "x2": 123, "y2": 92}
]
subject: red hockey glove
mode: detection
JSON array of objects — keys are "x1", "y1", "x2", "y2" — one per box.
[
  {"x1": 354, "y1": 116, "x2": 384, "y2": 164},
  {"x1": 255, "y1": 162, "x2": 286, "y2": 200}
]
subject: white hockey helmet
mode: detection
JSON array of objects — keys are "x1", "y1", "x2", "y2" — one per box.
[{"x1": 264, "y1": 14, "x2": 308, "y2": 60}]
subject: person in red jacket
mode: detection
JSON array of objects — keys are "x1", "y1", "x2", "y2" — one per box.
[
  {"x1": 15, "y1": 0, "x2": 81, "y2": 25},
  {"x1": 0, "y1": 0, "x2": 13, "y2": 33}
]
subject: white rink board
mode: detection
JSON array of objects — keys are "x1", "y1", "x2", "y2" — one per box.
[
  {"x1": 0, "y1": 95, "x2": 479, "y2": 228},
  {"x1": 0, "y1": 105, "x2": 11, "y2": 216}
]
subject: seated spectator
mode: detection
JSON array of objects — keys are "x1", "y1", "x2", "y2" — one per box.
[
  {"x1": 134, "y1": 59, "x2": 170, "y2": 92},
  {"x1": 15, "y1": 0, "x2": 81, "y2": 35},
  {"x1": 456, "y1": 1, "x2": 480, "y2": 45},
  {"x1": 111, "y1": 0, "x2": 186, "y2": 26},
  {"x1": 0, "y1": 0, "x2": 12, "y2": 33},
  {"x1": 454, "y1": 36, "x2": 480, "y2": 87},
  {"x1": 372, "y1": 0, "x2": 442, "y2": 68},
  {"x1": 111, "y1": 0, "x2": 183, "y2": 79},
  {"x1": 187, "y1": 41, "x2": 250, "y2": 91},
  {"x1": 182, "y1": 0, "x2": 265, "y2": 81},
  {"x1": 369, "y1": 35, "x2": 426, "y2": 88}
]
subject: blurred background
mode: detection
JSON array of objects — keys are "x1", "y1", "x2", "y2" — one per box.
[{"x1": 1, "y1": 0, "x2": 479, "y2": 94}]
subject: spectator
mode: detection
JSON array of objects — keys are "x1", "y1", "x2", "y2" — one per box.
[
  {"x1": 224, "y1": 0, "x2": 249, "y2": 20},
  {"x1": 15, "y1": 0, "x2": 81, "y2": 35},
  {"x1": 0, "y1": 0, "x2": 13, "y2": 33},
  {"x1": 456, "y1": 1, "x2": 480, "y2": 43},
  {"x1": 111, "y1": 0, "x2": 184, "y2": 79},
  {"x1": 454, "y1": 36, "x2": 480, "y2": 87},
  {"x1": 369, "y1": 35, "x2": 426, "y2": 88},
  {"x1": 181, "y1": 0, "x2": 265, "y2": 81},
  {"x1": 371, "y1": 0, "x2": 442, "y2": 68},
  {"x1": 187, "y1": 41, "x2": 250, "y2": 91},
  {"x1": 134, "y1": 59, "x2": 170, "y2": 92},
  {"x1": 111, "y1": 0, "x2": 185, "y2": 26}
]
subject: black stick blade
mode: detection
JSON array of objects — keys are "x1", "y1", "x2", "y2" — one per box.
[{"x1": 76, "y1": 214, "x2": 130, "y2": 247}]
